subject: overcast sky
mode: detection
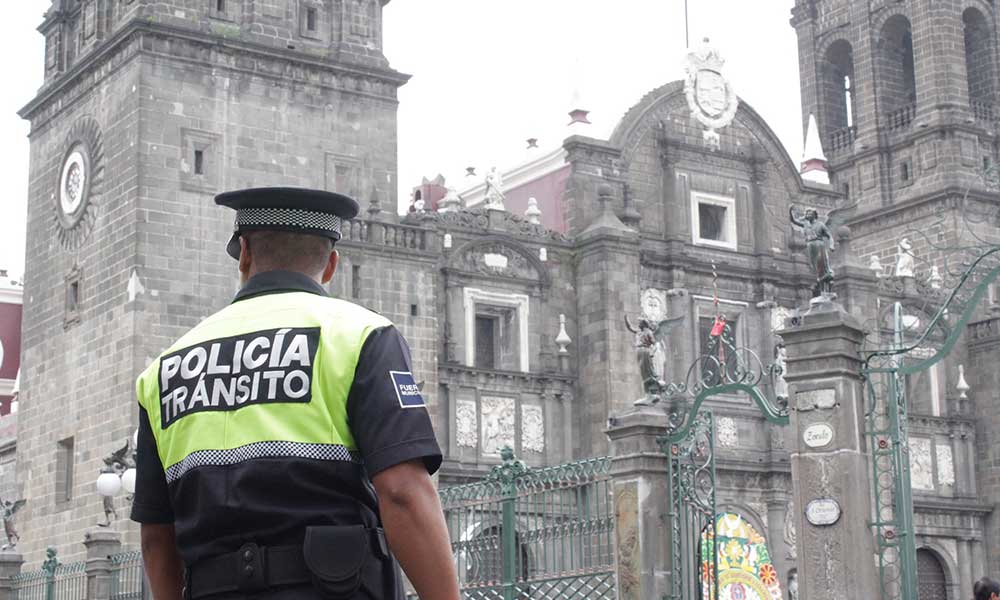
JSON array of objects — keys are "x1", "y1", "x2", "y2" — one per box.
[{"x1": 0, "y1": 0, "x2": 801, "y2": 279}]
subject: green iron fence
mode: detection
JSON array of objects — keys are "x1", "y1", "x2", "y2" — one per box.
[
  {"x1": 439, "y1": 448, "x2": 616, "y2": 600},
  {"x1": 110, "y1": 551, "x2": 147, "y2": 600},
  {"x1": 11, "y1": 561, "x2": 86, "y2": 600}
]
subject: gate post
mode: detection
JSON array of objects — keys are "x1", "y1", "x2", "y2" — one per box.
[
  {"x1": 780, "y1": 305, "x2": 879, "y2": 599},
  {"x1": 0, "y1": 551, "x2": 23, "y2": 600},
  {"x1": 606, "y1": 405, "x2": 671, "y2": 600},
  {"x1": 84, "y1": 528, "x2": 121, "y2": 600}
]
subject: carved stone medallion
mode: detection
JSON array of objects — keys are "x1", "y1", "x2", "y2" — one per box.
[
  {"x1": 684, "y1": 38, "x2": 739, "y2": 134},
  {"x1": 908, "y1": 437, "x2": 934, "y2": 491},
  {"x1": 640, "y1": 288, "x2": 667, "y2": 323},
  {"x1": 54, "y1": 117, "x2": 104, "y2": 249},
  {"x1": 716, "y1": 416, "x2": 738, "y2": 448}
]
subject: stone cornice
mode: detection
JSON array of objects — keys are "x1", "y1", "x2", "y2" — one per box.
[
  {"x1": 438, "y1": 364, "x2": 575, "y2": 390},
  {"x1": 21, "y1": 18, "x2": 409, "y2": 126},
  {"x1": 847, "y1": 187, "x2": 998, "y2": 238}
]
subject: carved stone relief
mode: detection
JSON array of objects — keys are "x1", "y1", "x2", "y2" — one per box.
[
  {"x1": 456, "y1": 400, "x2": 478, "y2": 449},
  {"x1": 640, "y1": 288, "x2": 667, "y2": 322},
  {"x1": 481, "y1": 396, "x2": 516, "y2": 456},
  {"x1": 520, "y1": 404, "x2": 545, "y2": 454},
  {"x1": 909, "y1": 437, "x2": 934, "y2": 491},
  {"x1": 462, "y1": 244, "x2": 538, "y2": 280},
  {"x1": 717, "y1": 417, "x2": 738, "y2": 448},
  {"x1": 936, "y1": 442, "x2": 955, "y2": 487}
]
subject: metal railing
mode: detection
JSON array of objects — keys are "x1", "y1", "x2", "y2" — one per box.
[
  {"x1": 110, "y1": 552, "x2": 147, "y2": 600},
  {"x1": 439, "y1": 449, "x2": 616, "y2": 600},
  {"x1": 12, "y1": 562, "x2": 86, "y2": 600}
]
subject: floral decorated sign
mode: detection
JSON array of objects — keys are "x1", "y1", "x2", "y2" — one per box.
[{"x1": 701, "y1": 513, "x2": 783, "y2": 600}]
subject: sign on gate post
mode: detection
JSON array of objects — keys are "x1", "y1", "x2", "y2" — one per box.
[{"x1": 780, "y1": 307, "x2": 880, "y2": 599}]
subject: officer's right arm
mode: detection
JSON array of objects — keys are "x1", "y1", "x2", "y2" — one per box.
[{"x1": 131, "y1": 406, "x2": 184, "y2": 600}]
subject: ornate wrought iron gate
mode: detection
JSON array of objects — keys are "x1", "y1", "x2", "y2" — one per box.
[{"x1": 439, "y1": 448, "x2": 616, "y2": 600}]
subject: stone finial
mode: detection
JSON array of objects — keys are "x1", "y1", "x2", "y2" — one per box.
[
  {"x1": 539, "y1": 247, "x2": 547, "y2": 262},
  {"x1": 367, "y1": 186, "x2": 382, "y2": 218},
  {"x1": 555, "y1": 314, "x2": 572, "y2": 354},
  {"x1": 800, "y1": 114, "x2": 830, "y2": 184},
  {"x1": 895, "y1": 238, "x2": 915, "y2": 277},
  {"x1": 465, "y1": 166, "x2": 477, "y2": 177},
  {"x1": 956, "y1": 365, "x2": 970, "y2": 399},
  {"x1": 127, "y1": 269, "x2": 145, "y2": 302},
  {"x1": 438, "y1": 187, "x2": 462, "y2": 213},
  {"x1": 526, "y1": 138, "x2": 539, "y2": 150},
  {"x1": 524, "y1": 197, "x2": 542, "y2": 224},
  {"x1": 443, "y1": 233, "x2": 453, "y2": 249}
]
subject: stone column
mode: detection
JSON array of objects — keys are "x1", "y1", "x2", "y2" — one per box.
[
  {"x1": 84, "y1": 528, "x2": 122, "y2": 600},
  {"x1": 958, "y1": 538, "x2": 974, "y2": 600},
  {"x1": 0, "y1": 551, "x2": 23, "y2": 600},
  {"x1": 780, "y1": 305, "x2": 880, "y2": 599},
  {"x1": 764, "y1": 492, "x2": 792, "y2": 586},
  {"x1": 606, "y1": 406, "x2": 671, "y2": 600}
]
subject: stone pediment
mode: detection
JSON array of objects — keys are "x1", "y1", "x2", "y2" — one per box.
[{"x1": 448, "y1": 238, "x2": 550, "y2": 285}]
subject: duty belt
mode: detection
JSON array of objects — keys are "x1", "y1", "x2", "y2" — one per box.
[{"x1": 187, "y1": 543, "x2": 309, "y2": 598}]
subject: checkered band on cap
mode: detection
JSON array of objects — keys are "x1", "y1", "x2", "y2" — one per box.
[{"x1": 236, "y1": 207, "x2": 343, "y2": 237}]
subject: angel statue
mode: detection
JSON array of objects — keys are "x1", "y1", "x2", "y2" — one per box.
[
  {"x1": 789, "y1": 203, "x2": 856, "y2": 298},
  {"x1": 0, "y1": 497, "x2": 25, "y2": 550},
  {"x1": 625, "y1": 315, "x2": 684, "y2": 406},
  {"x1": 98, "y1": 439, "x2": 133, "y2": 528}
]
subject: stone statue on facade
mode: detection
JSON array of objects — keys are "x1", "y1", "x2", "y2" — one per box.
[
  {"x1": 0, "y1": 498, "x2": 25, "y2": 550},
  {"x1": 773, "y1": 342, "x2": 788, "y2": 404},
  {"x1": 484, "y1": 167, "x2": 506, "y2": 210},
  {"x1": 895, "y1": 238, "x2": 915, "y2": 277},
  {"x1": 783, "y1": 500, "x2": 797, "y2": 560},
  {"x1": 788, "y1": 571, "x2": 799, "y2": 600},
  {"x1": 789, "y1": 203, "x2": 856, "y2": 299},
  {"x1": 625, "y1": 315, "x2": 684, "y2": 405}
]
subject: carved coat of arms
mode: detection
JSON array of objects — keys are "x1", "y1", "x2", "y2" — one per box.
[{"x1": 684, "y1": 38, "x2": 739, "y2": 148}]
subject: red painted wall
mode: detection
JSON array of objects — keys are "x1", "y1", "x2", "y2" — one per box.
[
  {"x1": 502, "y1": 165, "x2": 571, "y2": 233},
  {"x1": 0, "y1": 303, "x2": 21, "y2": 381}
]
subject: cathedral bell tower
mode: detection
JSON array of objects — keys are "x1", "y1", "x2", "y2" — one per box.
[
  {"x1": 16, "y1": 0, "x2": 403, "y2": 563},
  {"x1": 792, "y1": 0, "x2": 997, "y2": 215}
]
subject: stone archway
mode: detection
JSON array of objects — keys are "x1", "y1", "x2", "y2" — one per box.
[{"x1": 916, "y1": 548, "x2": 948, "y2": 600}]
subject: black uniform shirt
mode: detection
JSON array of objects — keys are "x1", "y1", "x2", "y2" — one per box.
[{"x1": 131, "y1": 271, "x2": 442, "y2": 565}]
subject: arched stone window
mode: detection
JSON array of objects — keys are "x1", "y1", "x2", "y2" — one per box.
[
  {"x1": 964, "y1": 7, "x2": 995, "y2": 119},
  {"x1": 879, "y1": 15, "x2": 917, "y2": 128},
  {"x1": 916, "y1": 548, "x2": 948, "y2": 600},
  {"x1": 823, "y1": 40, "x2": 856, "y2": 131}
]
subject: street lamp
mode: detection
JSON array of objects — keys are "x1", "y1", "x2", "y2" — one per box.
[{"x1": 95, "y1": 429, "x2": 138, "y2": 527}]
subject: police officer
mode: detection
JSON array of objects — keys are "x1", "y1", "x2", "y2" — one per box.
[{"x1": 131, "y1": 188, "x2": 459, "y2": 600}]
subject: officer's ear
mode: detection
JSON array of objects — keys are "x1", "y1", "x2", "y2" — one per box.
[
  {"x1": 321, "y1": 248, "x2": 339, "y2": 284},
  {"x1": 238, "y1": 236, "x2": 253, "y2": 277}
]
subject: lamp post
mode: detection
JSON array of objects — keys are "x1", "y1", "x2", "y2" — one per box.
[{"x1": 95, "y1": 430, "x2": 137, "y2": 527}]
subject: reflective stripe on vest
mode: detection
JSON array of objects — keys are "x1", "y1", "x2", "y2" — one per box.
[{"x1": 136, "y1": 291, "x2": 391, "y2": 476}]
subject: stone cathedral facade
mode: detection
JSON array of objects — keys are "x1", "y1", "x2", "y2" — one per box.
[{"x1": 11, "y1": 1, "x2": 1000, "y2": 598}]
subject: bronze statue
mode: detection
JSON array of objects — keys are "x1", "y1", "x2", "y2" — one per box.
[
  {"x1": 626, "y1": 314, "x2": 684, "y2": 405},
  {"x1": 789, "y1": 203, "x2": 855, "y2": 298},
  {"x1": 0, "y1": 497, "x2": 24, "y2": 551}
]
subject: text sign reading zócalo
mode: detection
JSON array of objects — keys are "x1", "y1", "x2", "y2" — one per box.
[{"x1": 803, "y1": 423, "x2": 835, "y2": 448}]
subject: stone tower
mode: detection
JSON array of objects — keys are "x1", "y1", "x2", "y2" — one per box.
[
  {"x1": 792, "y1": 0, "x2": 998, "y2": 257},
  {"x1": 17, "y1": 0, "x2": 403, "y2": 563},
  {"x1": 793, "y1": 0, "x2": 1000, "y2": 584}
]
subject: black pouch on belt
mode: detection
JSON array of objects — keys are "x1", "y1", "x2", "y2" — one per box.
[{"x1": 302, "y1": 525, "x2": 373, "y2": 599}]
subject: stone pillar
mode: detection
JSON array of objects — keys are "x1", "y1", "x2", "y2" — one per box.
[
  {"x1": 84, "y1": 528, "x2": 121, "y2": 600},
  {"x1": 0, "y1": 551, "x2": 23, "y2": 600},
  {"x1": 764, "y1": 493, "x2": 792, "y2": 586},
  {"x1": 606, "y1": 407, "x2": 671, "y2": 600},
  {"x1": 780, "y1": 305, "x2": 880, "y2": 599},
  {"x1": 958, "y1": 539, "x2": 974, "y2": 600}
]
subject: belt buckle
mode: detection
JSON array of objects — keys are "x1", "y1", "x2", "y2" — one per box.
[{"x1": 236, "y1": 542, "x2": 267, "y2": 593}]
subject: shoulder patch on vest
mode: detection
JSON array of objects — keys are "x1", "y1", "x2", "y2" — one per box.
[{"x1": 389, "y1": 371, "x2": 425, "y2": 408}]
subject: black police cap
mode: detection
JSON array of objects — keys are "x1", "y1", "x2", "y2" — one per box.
[{"x1": 215, "y1": 187, "x2": 360, "y2": 260}]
